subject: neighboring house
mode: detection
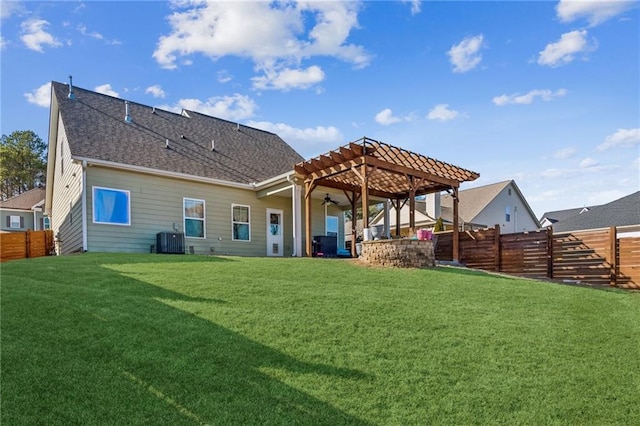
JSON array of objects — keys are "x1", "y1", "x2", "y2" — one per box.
[
  {"x1": 370, "y1": 180, "x2": 540, "y2": 235},
  {"x1": 0, "y1": 188, "x2": 47, "y2": 232},
  {"x1": 45, "y1": 80, "x2": 345, "y2": 255},
  {"x1": 539, "y1": 207, "x2": 590, "y2": 228},
  {"x1": 549, "y1": 191, "x2": 640, "y2": 233}
]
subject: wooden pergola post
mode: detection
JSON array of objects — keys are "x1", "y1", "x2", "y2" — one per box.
[
  {"x1": 452, "y1": 186, "x2": 459, "y2": 263},
  {"x1": 360, "y1": 166, "x2": 370, "y2": 230},
  {"x1": 304, "y1": 180, "x2": 316, "y2": 257},
  {"x1": 408, "y1": 177, "x2": 416, "y2": 236},
  {"x1": 345, "y1": 190, "x2": 361, "y2": 257}
]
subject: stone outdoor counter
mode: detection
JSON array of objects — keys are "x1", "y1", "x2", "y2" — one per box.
[{"x1": 359, "y1": 238, "x2": 435, "y2": 268}]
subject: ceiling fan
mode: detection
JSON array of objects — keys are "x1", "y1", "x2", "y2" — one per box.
[{"x1": 321, "y1": 194, "x2": 339, "y2": 206}]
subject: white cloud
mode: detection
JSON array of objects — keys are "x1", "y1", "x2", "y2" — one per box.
[
  {"x1": 24, "y1": 82, "x2": 51, "y2": 107},
  {"x1": 493, "y1": 88, "x2": 567, "y2": 106},
  {"x1": 145, "y1": 85, "x2": 166, "y2": 98},
  {"x1": 556, "y1": 0, "x2": 635, "y2": 26},
  {"x1": 552, "y1": 147, "x2": 577, "y2": 160},
  {"x1": 153, "y1": 1, "x2": 370, "y2": 91},
  {"x1": 580, "y1": 157, "x2": 599, "y2": 168},
  {"x1": 94, "y1": 84, "x2": 119, "y2": 97},
  {"x1": 2, "y1": 1, "x2": 24, "y2": 21},
  {"x1": 217, "y1": 70, "x2": 233, "y2": 84},
  {"x1": 540, "y1": 164, "x2": 618, "y2": 178},
  {"x1": 247, "y1": 120, "x2": 343, "y2": 157},
  {"x1": 252, "y1": 65, "x2": 325, "y2": 91},
  {"x1": 402, "y1": 0, "x2": 422, "y2": 15},
  {"x1": 163, "y1": 94, "x2": 257, "y2": 121},
  {"x1": 427, "y1": 104, "x2": 459, "y2": 121},
  {"x1": 597, "y1": 128, "x2": 640, "y2": 151},
  {"x1": 77, "y1": 24, "x2": 103, "y2": 40},
  {"x1": 447, "y1": 34, "x2": 485, "y2": 73},
  {"x1": 0, "y1": 35, "x2": 6, "y2": 50},
  {"x1": 375, "y1": 108, "x2": 402, "y2": 126},
  {"x1": 20, "y1": 19, "x2": 62, "y2": 52},
  {"x1": 375, "y1": 108, "x2": 415, "y2": 126},
  {"x1": 537, "y1": 30, "x2": 593, "y2": 67}
]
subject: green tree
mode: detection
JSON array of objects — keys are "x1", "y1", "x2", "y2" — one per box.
[{"x1": 0, "y1": 130, "x2": 47, "y2": 200}]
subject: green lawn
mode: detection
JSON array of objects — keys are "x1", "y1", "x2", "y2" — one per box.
[{"x1": 2, "y1": 253, "x2": 639, "y2": 425}]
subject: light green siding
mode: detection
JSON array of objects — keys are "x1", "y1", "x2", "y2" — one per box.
[
  {"x1": 86, "y1": 166, "x2": 295, "y2": 256},
  {"x1": 0, "y1": 209, "x2": 42, "y2": 232}
]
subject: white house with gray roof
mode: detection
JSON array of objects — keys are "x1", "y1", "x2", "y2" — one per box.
[
  {"x1": 371, "y1": 180, "x2": 540, "y2": 235},
  {"x1": 45, "y1": 80, "x2": 342, "y2": 255}
]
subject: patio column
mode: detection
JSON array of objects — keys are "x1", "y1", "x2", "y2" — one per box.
[
  {"x1": 395, "y1": 198, "x2": 402, "y2": 237},
  {"x1": 360, "y1": 166, "x2": 370, "y2": 230},
  {"x1": 292, "y1": 184, "x2": 302, "y2": 257},
  {"x1": 304, "y1": 180, "x2": 316, "y2": 257}
]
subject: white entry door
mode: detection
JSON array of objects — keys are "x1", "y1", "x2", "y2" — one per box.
[{"x1": 266, "y1": 209, "x2": 284, "y2": 256}]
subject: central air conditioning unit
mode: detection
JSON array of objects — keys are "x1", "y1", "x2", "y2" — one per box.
[{"x1": 156, "y1": 232, "x2": 185, "y2": 254}]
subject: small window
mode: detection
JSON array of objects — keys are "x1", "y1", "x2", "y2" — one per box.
[
  {"x1": 326, "y1": 215, "x2": 339, "y2": 237},
  {"x1": 184, "y1": 198, "x2": 205, "y2": 238},
  {"x1": 232, "y1": 204, "x2": 250, "y2": 241},
  {"x1": 505, "y1": 206, "x2": 511, "y2": 223},
  {"x1": 8, "y1": 215, "x2": 22, "y2": 229},
  {"x1": 43, "y1": 217, "x2": 51, "y2": 230},
  {"x1": 93, "y1": 187, "x2": 131, "y2": 225},
  {"x1": 508, "y1": 188, "x2": 512, "y2": 196}
]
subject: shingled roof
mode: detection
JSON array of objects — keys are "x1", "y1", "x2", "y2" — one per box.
[
  {"x1": 51, "y1": 81, "x2": 304, "y2": 184},
  {"x1": 552, "y1": 191, "x2": 640, "y2": 232},
  {"x1": 0, "y1": 188, "x2": 45, "y2": 210}
]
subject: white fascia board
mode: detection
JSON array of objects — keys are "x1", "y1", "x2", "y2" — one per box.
[
  {"x1": 73, "y1": 156, "x2": 255, "y2": 190},
  {"x1": 45, "y1": 86, "x2": 59, "y2": 216},
  {"x1": 253, "y1": 170, "x2": 295, "y2": 189},
  {"x1": 0, "y1": 207, "x2": 33, "y2": 213}
]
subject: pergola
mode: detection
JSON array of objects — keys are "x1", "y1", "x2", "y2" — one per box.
[{"x1": 294, "y1": 137, "x2": 480, "y2": 261}]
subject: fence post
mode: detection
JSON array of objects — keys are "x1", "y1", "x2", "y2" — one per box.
[
  {"x1": 609, "y1": 226, "x2": 617, "y2": 287},
  {"x1": 546, "y1": 226, "x2": 553, "y2": 279},
  {"x1": 494, "y1": 224, "x2": 500, "y2": 272},
  {"x1": 26, "y1": 230, "x2": 31, "y2": 259}
]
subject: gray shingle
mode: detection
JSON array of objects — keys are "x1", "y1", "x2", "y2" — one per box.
[
  {"x1": 552, "y1": 191, "x2": 640, "y2": 232},
  {"x1": 53, "y1": 82, "x2": 304, "y2": 184}
]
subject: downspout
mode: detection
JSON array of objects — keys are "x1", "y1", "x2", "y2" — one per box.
[
  {"x1": 81, "y1": 160, "x2": 88, "y2": 252},
  {"x1": 33, "y1": 209, "x2": 38, "y2": 230}
]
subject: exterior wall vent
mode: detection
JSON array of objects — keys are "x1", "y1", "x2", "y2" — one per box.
[{"x1": 156, "y1": 232, "x2": 185, "y2": 254}]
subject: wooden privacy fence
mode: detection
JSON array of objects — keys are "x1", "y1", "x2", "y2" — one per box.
[
  {"x1": 434, "y1": 226, "x2": 639, "y2": 289},
  {"x1": 0, "y1": 230, "x2": 55, "y2": 262}
]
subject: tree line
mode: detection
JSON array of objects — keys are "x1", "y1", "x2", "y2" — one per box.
[{"x1": 0, "y1": 130, "x2": 47, "y2": 201}]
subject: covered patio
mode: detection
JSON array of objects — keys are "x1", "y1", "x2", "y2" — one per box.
[{"x1": 294, "y1": 137, "x2": 479, "y2": 261}]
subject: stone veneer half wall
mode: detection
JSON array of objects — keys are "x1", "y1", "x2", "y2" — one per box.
[{"x1": 359, "y1": 239, "x2": 435, "y2": 268}]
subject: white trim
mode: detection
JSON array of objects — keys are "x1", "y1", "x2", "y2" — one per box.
[
  {"x1": 92, "y1": 186, "x2": 131, "y2": 226},
  {"x1": 292, "y1": 184, "x2": 302, "y2": 257},
  {"x1": 266, "y1": 208, "x2": 284, "y2": 257},
  {"x1": 81, "y1": 161, "x2": 87, "y2": 251},
  {"x1": 253, "y1": 171, "x2": 295, "y2": 189},
  {"x1": 183, "y1": 197, "x2": 206, "y2": 239},
  {"x1": 0, "y1": 208, "x2": 32, "y2": 213},
  {"x1": 231, "y1": 203, "x2": 251, "y2": 242},
  {"x1": 9, "y1": 215, "x2": 21, "y2": 229},
  {"x1": 73, "y1": 156, "x2": 255, "y2": 190}
]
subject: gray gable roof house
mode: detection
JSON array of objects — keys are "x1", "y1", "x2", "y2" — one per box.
[
  {"x1": 0, "y1": 188, "x2": 46, "y2": 232},
  {"x1": 45, "y1": 80, "x2": 321, "y2": 255},
  {"x1": 370, "y1": 179, "x2": 540, "y2": 235},
  {"x1": 550, "y1": 191, "x2": 640, "y2": 233}
]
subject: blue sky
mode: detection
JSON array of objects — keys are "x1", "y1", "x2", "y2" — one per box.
[{"x1": 1, "y1": 0, "x2": 638, "y2": 217}]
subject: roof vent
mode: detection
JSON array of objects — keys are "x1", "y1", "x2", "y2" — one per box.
[
  {"x1": 236, "y1": 122, "x2": 240, "y2": 131},
  {"x1": 67, "y1": 75, "x2": 75, "y2": 100},
  {"x1": 152, "y1": 107, "x2": 156, "y2": 114},
  {"x1": 124, "y1": 101, "x2": 132, "y2": 123},
  {"x1": 211, "y1": 139, "x2": 215, "y2": 151},
  {"x1": 180, "y1": 134, "x2": 185, "y2": 139},
  {"x1": 165, "y1": 138, "x2": 170, "y2": 149}
]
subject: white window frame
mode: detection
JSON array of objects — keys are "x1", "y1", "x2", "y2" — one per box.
[
  {"x1": 9, "y1": 215, "x2": 21, "y2": 229},
  {"x1": 92, "y1": 186, "x2": 131, "y2": 226},
  {"x1": 232, "y1": 204, "x2": 251, "y2": 242},
  {"x1": 183, "y1": 198, "x2": 206, "y2": 239}
]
